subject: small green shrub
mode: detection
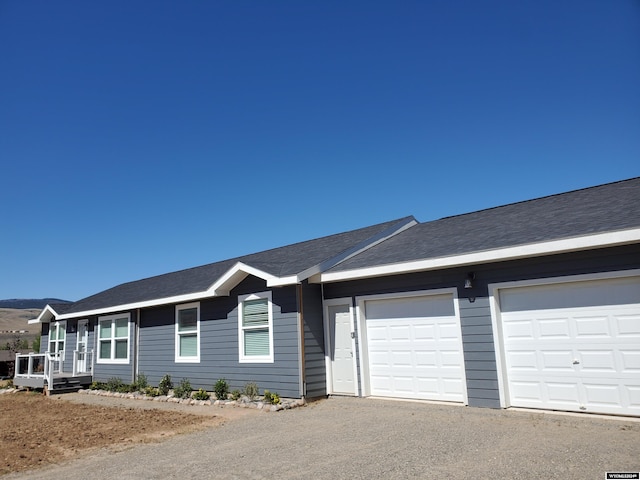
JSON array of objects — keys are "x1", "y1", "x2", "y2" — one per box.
[
  {"x1": 244, "y1": 382, "x2": 259, "y2": 400},
  {"x1": 263, "y1": 390, "x2": 281, "y2": 405},
  {"x1": 192, "y1": 388, "x2": 210, "y2": 400},
  {"x1": 144, "y1": 386, "x2": 160, "y2": 397},
  {"x1": 230, "y1": 389, "x2": 241, "y2": 400},
  {"x1": 214, "y1": 378, "x2": 229, "y2": 400},
  {"x1": 106, "y1": 377, "x2": 125, "y2": 392},
  {"x1": 173, "y1": 378, "x2": 193, "y2": 399},
  {"x1": 135, "y1": 373, "x2": 148, "y2": 391},
  {"x1": 89, "y1": 381, "x2": 107, "y2": 390},
  {"x1": 117, "y1": 383, "x2": 134, "y2": 393},
  {"x1": 158, "y1": 374, "x2": 173, "y2": 396}
]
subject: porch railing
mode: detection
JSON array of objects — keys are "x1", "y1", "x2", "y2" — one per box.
[
  {"x1": 14, "y1": 351, "x2": 93, "y2": 386},
  {"x1": 14, "y1": 352, "x2": 47, "y2": 380}
]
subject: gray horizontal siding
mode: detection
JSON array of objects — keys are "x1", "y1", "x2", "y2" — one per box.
[
  {"x1": 459, "y1": 297, "x2": 499, "y2": 407},
  {"x1": 137, "y1": 280, "x2": 302, "y2": 398},
  {"x1": 302, "y1": 283, "x2": 326, "y2": 398}
]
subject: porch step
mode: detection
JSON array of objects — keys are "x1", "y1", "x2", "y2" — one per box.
[{"x1": 47, "y1": 375, "x2": 92, "y2": 395}]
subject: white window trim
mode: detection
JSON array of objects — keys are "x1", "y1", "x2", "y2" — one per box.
[
  {"x1": 175, "y1": 302, "x2": 200, "y2": 363},
  {"x1": 238, "y1": 291, "x2": 274, "y2": 364},
  {"x1": 96, "y1": 313, "x2": 130, "y2": 364},
  {"x1": 48, "y1": 320, "x2": 66, "y2": 355}
]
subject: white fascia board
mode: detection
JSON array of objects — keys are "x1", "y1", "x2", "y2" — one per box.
[
  {"x1": 56, "y1": 262, "x2": 287, "y2": 319},
  {"x1": 209, "y1": 262, "x2": 282, "y2": 295},
  {"x1": 320, "y1": 228, "x2": 640, "y2": 283},
  {"x1": 29, "y1": 304, "x2": 59, "y2": 324},
  {"x1": 57, "y1": 291, "x2": 214, "y2": 320}
]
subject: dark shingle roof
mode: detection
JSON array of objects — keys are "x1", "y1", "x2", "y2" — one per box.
[
  {"x1": 64, "y1": 216, "x2": 415, "y2": 314},
  {"x1": 49, "y1": 303, "x2": 73, "y2": 315},
  {"x1": 330, "y1": 177, "x2": 640, "y2": 271}
]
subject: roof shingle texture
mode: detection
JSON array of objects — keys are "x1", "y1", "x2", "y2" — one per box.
[
  {"x1": 330, "y1": 177, "x2": 640, "y2": 271},
  {"x1": 65, "y1": 217, "x2": 414, "y2": 314}
]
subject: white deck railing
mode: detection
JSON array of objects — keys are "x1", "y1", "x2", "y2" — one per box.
[
  {"x1": 14, "y1": 352, "x2": 47, "y2": 379},
  {"x1": 14, "y1": 351, "x2": 93, "y2": 387}
]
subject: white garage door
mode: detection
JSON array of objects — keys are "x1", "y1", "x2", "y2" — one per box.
[
  {"x1": 499, "y1": 275, "x2": 640, "y2": 416},
  {"x1": 364, "y1": 293, "x2": 465, "y2": 402}
]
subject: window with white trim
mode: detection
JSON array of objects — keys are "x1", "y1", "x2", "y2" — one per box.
[
  {"x1": 97, "y1": 314, "x2": 130, "y2": 364},
  {"x1": 48, "y1": 321, "x2": 66, "y2": 354},
  {"x1": 238, "y1": 292, "x2": 273, "y2": 363},
  {"x1": 176, "y1": 302, "x2": 200, "y2": 362}
]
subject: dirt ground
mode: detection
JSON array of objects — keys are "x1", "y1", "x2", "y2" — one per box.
[{"x1": 0, "y1": 391, "x2": 252, "y2": 476}]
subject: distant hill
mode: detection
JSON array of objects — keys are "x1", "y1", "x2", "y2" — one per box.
[{"x1": 0, "y1": 299, "x2": 72, "y2": 309}]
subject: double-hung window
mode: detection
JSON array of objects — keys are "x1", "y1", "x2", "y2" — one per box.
[
  {"x1": 176, "y1": 302, "x2": 200, "y2": 362},
  {"x1": 238, "y1": 292, "x2": 273, "y2": 363},
  {"x1": 97, "y1": 314, "x2": 129, "y2": 363}
]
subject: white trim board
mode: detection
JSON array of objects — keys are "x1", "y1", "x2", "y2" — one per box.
[{"x1": 320, "y1": 228, "x2": 640, "y2": 283}]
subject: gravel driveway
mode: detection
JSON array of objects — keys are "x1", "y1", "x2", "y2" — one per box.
[{"x1": 5, "y1": 396, "x2": 640, "y2": 480}]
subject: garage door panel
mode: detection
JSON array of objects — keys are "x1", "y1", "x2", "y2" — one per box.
[
  {"x1": 627, "y1": 386, "x2": 640, "y2": 409},
  {"x1": 617, "y1": 314, "x2": 640, "y2": 337},
  {"x1": 499, "y1": 275, "x2": 640, "y2": 416},
  {"x1": 620, "y1": 350, "x2": 640, "y2": 372},
  {"x1": 546, "y1": 382, "x2": 581, "y2": 404},
  {"x1": 575, "y1": 315, "x2": 611, "y2": 337},
  {"x1": 506, "y1": 350, "x2": 538, "y2": 370},
  {"x1": 540, "y1": 351, "x2": 574, "y2": 371},
  {"x1": 537, "y1": 318, "x2": 570, "y2": 339},
  {"x1": 510, "y1": 380, "x2": 545, "y2": 402},
  {"x1": 579, "y1": 350, "x2": 617, "y2": 372},
  {"x1": 583, "y1": 383, "x2": 622, "y2": 407},
  {"x1": 502, "y1": 320, "x2": 535, "y2": 339},
  {"x1": 365, "y1": 294, "x2": 465, "y2": 402},
  {"x1": 415, "y1": 351, "x2": 438, "y2": 367},
  {"x1": 440, "y1": 350, "x2": 463, "y2": 367}
]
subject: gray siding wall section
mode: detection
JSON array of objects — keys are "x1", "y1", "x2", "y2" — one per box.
[
  {"x1": 301, "y1": 282, "x2": 326, "y2": 398},
  {"x1": 137, "y1": 277, "x2": 302, "y2": 398},
  {"x1": 322, "y1": 244, "x2": 640, "y2": 408},
  {"x1": 458, "y1": 297, "x2": 500, "y2": 408}
]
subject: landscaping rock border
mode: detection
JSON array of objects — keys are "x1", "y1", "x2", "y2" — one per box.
[
  {"x1": 77, "y1": 388, "x2": 306, "y2": 412},
  {"x1": 0, "y1": 387, "x2": 20, "y2": 395}
]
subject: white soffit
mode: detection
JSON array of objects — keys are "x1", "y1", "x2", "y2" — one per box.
[{"x1": 319, "y1": 228, "x2": 640, "y2": 283}]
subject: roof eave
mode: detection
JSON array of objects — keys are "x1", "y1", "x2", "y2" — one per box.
[
  {"x1": 318, "y1": 228, "x2": 640, "y2": 283},
  {"x1": 29, "y1": 304, "x2": 60, "y2": 324}
]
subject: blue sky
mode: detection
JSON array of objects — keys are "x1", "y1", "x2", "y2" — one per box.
[{"x1": 1, "y1": 1, "x2": 638, "y2": 301}]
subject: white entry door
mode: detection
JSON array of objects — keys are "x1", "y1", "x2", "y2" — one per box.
[
  {"x1": 328, "y1": 303, "x2": 356, "y2": 395},
  {"x1": 362, "y1": 292, "x2": 465, "y2": 403},
  {"x1": 497, "y1": 275, "x2": 640, "y2": 416},
  {"x1": 76, "y1": 320, "x2": 89, "y2": 373}
]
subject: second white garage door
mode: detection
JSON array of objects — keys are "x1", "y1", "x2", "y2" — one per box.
[
  {"x1": 363, "y1": 292, "x2": 466, "y2": 403},
  {"x1": 497, "y1": 274, "x2": 640, "y2": 416}
]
